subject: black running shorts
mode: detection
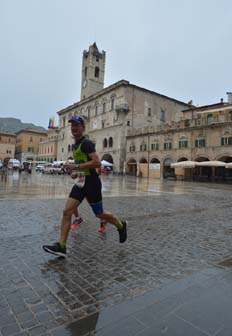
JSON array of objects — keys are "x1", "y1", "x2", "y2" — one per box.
[{"x1": 69, "y1": 175, "x2": 102, "y2": 205}]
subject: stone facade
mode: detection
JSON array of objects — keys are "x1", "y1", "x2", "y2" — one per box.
[
  {"x1": 0, "y1": 132, "x2": 16, "y2": 161},
  {"x1": 56, "y1": 44, "x2": 189, "y2": 172},
  {"x1": 126, "y1": 99, "x2": 232, "y2": 179},
  {"x1": 15, "y1": 129, "x2": 47, "y2": 162},
  {"x1": 56, "y1": 43, "x2": 232, "y2": 179},
  {"x1": 57, "y1": 80, "x2": 189, "y2": 172},
  {"x1": 38, "y1": 127, "x2": 59, "y2": 162}
]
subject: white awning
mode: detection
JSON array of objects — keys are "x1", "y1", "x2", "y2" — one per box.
[
  {"x1": 101, "y1": 160, "x2": 113, "y2": 166},
  {"x1": 196, "y1": 161, "x2": 226, "y2": 167},
  {"x1": 171, "y1": 161, "x2": 196, "y2": 168}
]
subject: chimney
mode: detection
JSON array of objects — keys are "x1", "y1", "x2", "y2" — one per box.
[{"x1": 227, "y1": 92, "x2": 232, "y2": 104}]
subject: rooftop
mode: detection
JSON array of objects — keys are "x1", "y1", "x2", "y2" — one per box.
[{"x1": 57, "y1": 80, "x2": 190, "y2": 116}]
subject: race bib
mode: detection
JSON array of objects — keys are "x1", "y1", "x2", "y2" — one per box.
[{"x1": 75, "y1": 172, "x2": 86, "y2": 188}]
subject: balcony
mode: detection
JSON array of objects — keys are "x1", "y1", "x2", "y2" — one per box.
[{"x1": 115, "y1": 103, "x2": 129, "y2": 112}]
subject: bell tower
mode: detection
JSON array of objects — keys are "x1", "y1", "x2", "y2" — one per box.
[{"x1": 80, "y1": 42, "x2": 106, "y2": 100}]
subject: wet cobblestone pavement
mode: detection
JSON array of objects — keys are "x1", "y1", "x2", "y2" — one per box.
[{"x1": 1, "y1": 171, "x2": 232, "y2": 335}]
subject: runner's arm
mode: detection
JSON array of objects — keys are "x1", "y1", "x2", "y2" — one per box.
[
  {"x1": 77, "y1": 152, "x2": 101, "y2": 169},
  {"x1": 64, "y1": 154, "x2": 100, "y2": 170}
]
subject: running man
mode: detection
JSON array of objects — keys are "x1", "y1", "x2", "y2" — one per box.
[{"x1": 43, "y1": 115, "x2": 127, "y2": 257}]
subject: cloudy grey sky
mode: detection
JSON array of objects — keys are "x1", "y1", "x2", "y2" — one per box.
[{"x1": 1, "y1": 0, "x2": 232, "y2": 128}]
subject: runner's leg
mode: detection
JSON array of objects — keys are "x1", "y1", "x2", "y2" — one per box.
[
  {"x1": 42, "y1": 196, "x2": 80, "y2": 257},
  {"x1": 73, "y1": 208, "x2": 78, "y2": 218},
  {"x1": 86, "y1": 176, "x2": 127, "y2": 243},
  {"x1": 71, "y1": 207, "x2": 83, "y2": 229},
  {"x1": 43, "y1": 184, "x2": 86, "y2": 256},
  {"x1": 60, "y1": 197, "x2": 80, "y2": 244},
  {"x1": 88, "y1": 202, "x2": 127, "y2": 243},
  {"x1": 96, "y1": 210, "x2": 121, "y2": 227}
]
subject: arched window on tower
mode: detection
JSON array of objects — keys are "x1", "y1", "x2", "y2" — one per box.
[
  {"x1": 95, "y1": 67, "x2": 99, "y2": 78},
  {"x1": 84, "y1": 67, "x2": 87, "y2": 77},
  {"x1": 109, "y1": 137, "x2": 113, "y2": 147},
  {"x1": 103, "y1": 138, "x2": 108, "y2": 148}
]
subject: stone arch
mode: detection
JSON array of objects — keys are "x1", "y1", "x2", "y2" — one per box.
[
  {"x1": 212, "y1": 155, "x2": 231, "y2": 179},
  {"x1": 215, "y1": 154, "x2": 232, "y2": 163},
  {"x1": 194, "y1": 156, "x2": 209, "y2": 162},
  {"x1": 139, "y1": 158, "x2": 148, "y2": 163},
  {"x1": 194, "y1": 156, "x2": 210, "y2": 180},
  {"x1": 149, "y1": 157, "x2": 161, "y2": 178},
  {"x1": 138, "y1": 158, "x2": 148, "y2": 177},
  {"x1": 150, "y1": 157, "x2": 160, "y2": 163},
  {"x1": 101, "y1": 153, "x2": 114, "y2": 164},
  {"x1": 173, "y1": 157, "x2": 192, "y2": 180},
  {"x1": 127, "y1": 158, "x2": 137, "y2": 176},
  {"x1": 163, "y1": 157, "x2": 174, "y2": 178},
  {"x1": 177, "y1": 156, "x2": 189, "y2": 162},
  {"x1": 163, "y1": 157, "x2": 173, "y2": 165}
]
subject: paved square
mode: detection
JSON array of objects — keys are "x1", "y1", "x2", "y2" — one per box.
[{"x1": 1, "y1": 173, "x2": 232, "y2": 335}]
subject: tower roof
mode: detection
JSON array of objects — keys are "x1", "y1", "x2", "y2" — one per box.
[
  {"x1": 85, "y1": 42, "x2": 105, "y2": 58},
  {"x1": 91, "y1": 42, "x2": 99, "y2": 51}
]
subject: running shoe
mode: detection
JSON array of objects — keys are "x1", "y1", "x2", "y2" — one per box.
[
  {"x1": 71, "y1": 217, "x2": 83, "y2": 229},
  {"x1": 118, "y1": 220, "x2": 128, "y2": 243},
  {"x1": 43, "y1": 242, "x2": 66, "y2": 257},
  {"x1": 98, "y1": 220, "x2": 107, "y2": 232}
]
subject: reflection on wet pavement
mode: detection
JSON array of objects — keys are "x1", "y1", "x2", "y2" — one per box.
[
  {"x1": 1, "y1": 170, "x2": 232, "y2": 200},
  {"x1": 1, "y1": 170, "x2": 232, "y2": 335}
]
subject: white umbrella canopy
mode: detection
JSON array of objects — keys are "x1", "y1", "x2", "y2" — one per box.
[
  {"x1": 101, "y1": 160, "x2": 113, "y2": 167},
  {"x1": 225, "y1": 162, "x2": 232, "y2": 168},
  {"x1": 53, "y1": 160, "x2": 65, "y2": 166},
  {"x1": 196, "y1": 161, "x2": 226, "y2": 167},
  {"x1": 171, "y1": 161, "x2": 196, "y2": 168}
]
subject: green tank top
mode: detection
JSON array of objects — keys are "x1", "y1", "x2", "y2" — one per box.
[{"x1": 73, "y1": 141, "x2": 91, "y2": 176}]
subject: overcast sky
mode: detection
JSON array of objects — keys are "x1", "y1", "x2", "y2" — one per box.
[{"x1": 0, "y1": 0, "x2": 232, "y2": 128}]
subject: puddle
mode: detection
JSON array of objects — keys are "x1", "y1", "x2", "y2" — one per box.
[{"x1": 217, "y1": 257, "x2": 232, "y2": 268}]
